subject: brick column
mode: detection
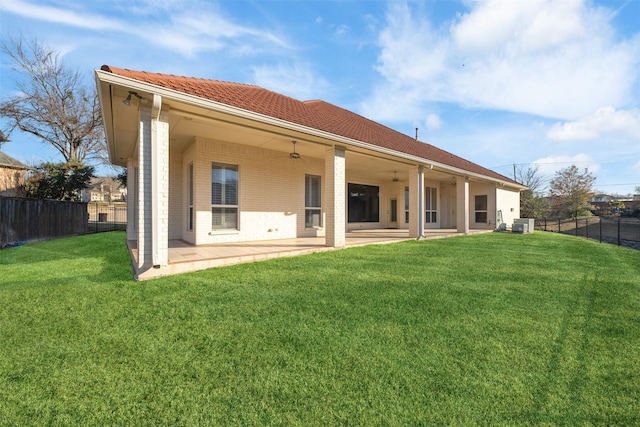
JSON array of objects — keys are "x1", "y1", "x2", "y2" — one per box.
[
  {"x1": 136, "y1": 97, "x2": 169, "y2": 270},
  {"x1": 325, "y1": 146, "x2": 345, "y2": 247},
  {"x1": 456, "y1": 176, "x2": 470, "y2": 234},
  {"x1": 409, "y1": 166, "x2": 425, "y2": 239},
  {"x1": 151, "y1": 95, "x2": 169, "y2": 267}
]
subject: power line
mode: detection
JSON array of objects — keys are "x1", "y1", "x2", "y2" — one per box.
[
  {"x1": 489, "y1": 158, "x2": 627, "y2": 169},
  {"x1": 595, "y1": 183, "x2": 640, "y2": 187}
]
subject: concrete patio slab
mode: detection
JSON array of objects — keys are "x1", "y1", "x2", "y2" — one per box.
[{"x1": 129, "y1": 228, "x2": 491, "y2": 280}]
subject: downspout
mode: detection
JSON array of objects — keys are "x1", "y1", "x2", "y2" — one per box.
[{"x1": 151, "y1": 94, "x2": 162, "y2": 267}]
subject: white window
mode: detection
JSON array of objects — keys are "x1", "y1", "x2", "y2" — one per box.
[
  {"x1": 425, "y1": 186, "x2": 437, "y2": 223},
  {"x1": 475, "y1": 195, "x2": 488, "y2": 223},
  {"x1": 305, "y1": 175, "x2": 322, "y2": 228},
  {"x1": 212, "y1": 163, "x2": 238, "y2": 230}
]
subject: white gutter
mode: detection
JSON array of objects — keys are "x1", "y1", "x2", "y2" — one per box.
[{"x1": 96, "y1": 69, "x2": 527, "y2": 191}]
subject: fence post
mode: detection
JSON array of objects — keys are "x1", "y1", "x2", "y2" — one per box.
[
  {"x1": 599, "y1": 217, "x2": 602, "y2": 243},
  {"x1": 618, "y1": 217, "x2": 621, "y2": 246},
  {"x1": 585, "y1": 218, "x2": 588, "y2": 240}
]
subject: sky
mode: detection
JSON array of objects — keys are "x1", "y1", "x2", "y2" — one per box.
[{"x1": 1, "y1": 0, "x2": 639, "y2": 196}]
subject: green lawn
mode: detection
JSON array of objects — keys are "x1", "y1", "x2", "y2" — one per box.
[{"x1": 1, "y1": 232, "x2": 639, "y2": 425}]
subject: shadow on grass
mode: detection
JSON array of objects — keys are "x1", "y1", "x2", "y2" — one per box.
[{"x1": 0, "y1": 231, "x2": 132, "y2": 286}]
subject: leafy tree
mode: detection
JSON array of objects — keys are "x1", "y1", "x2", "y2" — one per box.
[
  {"x1": 26, "y1": 160, "x2": 94, "y2": 201},
  {"x1": 0, "y1": 35, "x2": 105, "y2": 163},
  {"x1": 516, "y1": 164, "x2": 550, "y2": 218},
  {"x1": 116, "y1": 169, "x2": 127, "y2": 188},
  {"x1": 549, "y1": 165, "x2": 596, "y2": 219},
  {"x1": 608, "y1": 200, "x2": 625, "y2": 215}
]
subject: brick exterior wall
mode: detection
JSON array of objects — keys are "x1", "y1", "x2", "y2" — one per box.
[
  {"x1": 181, "y1": 137, "x2": 325, "y2": 245},
  {"x1": 469, "y1": 182, "x2": 498, "y2": 229},
  {"x1": 168, "y1": 147, "x2": 183, "y2": 240},
  {"x1": 496, "y1": 187, "x2": 521, "y2": 227},
  {"x1": 0, "y1": 167, "x2": 26, "y2": 197}
]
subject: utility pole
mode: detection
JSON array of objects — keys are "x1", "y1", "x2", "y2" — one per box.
[{"x1": 513, "y1": 164, "x2": 516, "y2": 181}]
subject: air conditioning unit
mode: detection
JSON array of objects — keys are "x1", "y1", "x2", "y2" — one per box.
[
  {"x1": 512, "y1": 218, "x2": 534, "y2": 234},
  {"x1": 512, "y1": 223, "x2": 528, "y2": 233}
]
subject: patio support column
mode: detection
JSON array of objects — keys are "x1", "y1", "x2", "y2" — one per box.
[
  {"x1": 325, "y1": 146, "x2": 345, "y2": 247},
  {"x1": 126, "y1": 157, "x2": 136, "y2": 241},
  {"x1": 137, "y1": 95, "x2": 169, "y2": 269},
  {"x1": 456, "y1": 176, "x2": 470, "y2": 234},
  {"x1": 409, "y1": 166, "x2": 425, "y2": 239}
]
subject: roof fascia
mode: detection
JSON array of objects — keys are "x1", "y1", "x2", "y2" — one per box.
[
  {"x1": 94, "y1": 71, "x2": 117, "y2": 162},
  {"x1": 95, "y1": 69, "x2": 526, "y2": 190}
]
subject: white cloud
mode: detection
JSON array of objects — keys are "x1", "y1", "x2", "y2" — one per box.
[
  {"x1": 1, "y1": 0, "x2": 126, "y2": 31},
  {"x1": 425, "y1": 114, "x2": 442, "y2": 130},
  {"x1": 335, "y1": 25, "x2": 350, "y2": 37},
  {"x1": 452, "y1": 0, "x2": 587, "y2": 53},
  {"x1": 1, "y1": 0, "x2": 290, "y2": 58},
  {"x1": 633, "y1": 160, "x2": 640, "y2": 173},
  {"x1": 547, "y1": 107, "x2": 640, "y2": 141},
  {"x1": 365, "y1": 0, "x2": 640, "y2": 121},
  {"x1": 533, "y1": 153, "x2": 600, "y2": 178},
  {"x1": 251, "y1": 62, "x2": 329, "y2": 101}
]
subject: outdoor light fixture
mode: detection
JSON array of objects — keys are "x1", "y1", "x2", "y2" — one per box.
[{"x1": 122, "y1": 91, "x2": 143, "y2": 106}]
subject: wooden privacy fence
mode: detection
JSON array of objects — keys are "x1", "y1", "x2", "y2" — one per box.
[{"x1": 0, "y1": 196, "x2": 88, "y2": 248}]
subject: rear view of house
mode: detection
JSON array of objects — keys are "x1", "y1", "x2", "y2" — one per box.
[{"x1": 95, "y1": 66, "x2": 525, "y2": 279}]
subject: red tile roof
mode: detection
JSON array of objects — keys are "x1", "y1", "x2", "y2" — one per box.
[{"x1": 101, "y1": 65, "x2": 518, "y2": 184}]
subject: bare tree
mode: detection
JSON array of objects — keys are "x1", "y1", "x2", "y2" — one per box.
[
  {"x1": 516, "y1": 164, "x2": 550, "y2": 218},
  {"x1": 0, "y1": 35, "x2": 106, "y2": 164},
  {"x1": 549, "y1": 165, "x2": 596, "y2": 219},
  {"x1": 0, "y1": 130, "x2": 8, "y2": 149}
]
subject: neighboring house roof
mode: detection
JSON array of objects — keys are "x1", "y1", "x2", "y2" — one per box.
[
  {"x1": 100, "y1": 65, "x2": 520, "y2": 186},
  {"x1": 0, "y1": 151, "x2": 29, "y2": 170}
]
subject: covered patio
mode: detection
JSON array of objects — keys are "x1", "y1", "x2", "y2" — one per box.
[{"x1": 129, "y1": 229, "x2": 492, "y2": 280}]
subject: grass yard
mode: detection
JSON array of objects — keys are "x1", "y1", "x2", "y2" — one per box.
[{"x1": 1, "y1": 232, "x2": 639, "y2": 425}]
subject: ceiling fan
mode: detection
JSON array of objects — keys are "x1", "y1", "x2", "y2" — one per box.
[{"x1": 289, "y1": 140, "x2": 301, "y2": 159}]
